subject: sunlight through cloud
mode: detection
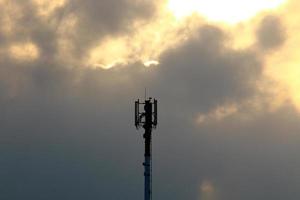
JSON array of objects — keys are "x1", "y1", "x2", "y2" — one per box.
[
  {"x1": 9, "y1": 42, "x2": 40, "y2": 61},
  {"x1": 168, "y1": 0, "x2": 286, "y2": 23},
  {"x1": 32, "y1": 0, "x2": 66, "y2": 16}
]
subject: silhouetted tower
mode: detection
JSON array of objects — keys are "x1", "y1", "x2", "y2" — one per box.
[{"x1": 135, "y1": 98, "x2": 157, "y2": 200}]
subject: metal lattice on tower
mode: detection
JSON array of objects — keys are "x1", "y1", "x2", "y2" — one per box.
[{"x1": 135, "y1": 98, "x2": 157, "y2": 200}]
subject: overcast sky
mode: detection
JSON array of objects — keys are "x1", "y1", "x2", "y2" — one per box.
[{"x1": 1, "y1": 0, "x2": 300, "y2": 199}]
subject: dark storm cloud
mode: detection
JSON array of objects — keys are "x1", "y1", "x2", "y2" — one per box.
[
  {"x1": 68, "y1": 0, "x2": 156, "y2": 33},
  {"x1": 60, "y1": 0, "x2": 159, "y2": 57},
  {"x1": 156, "y1": 25, "x2": 262, "y2": 115},
  {"x1": 0, "y1": 0, "x2": 159, "y2": 60},
  {"x1": 201, "y1": 104, "x2": 300, "y2": 200},
  {"x1": 0, "y1": 62, "x2": 142, "y2": 199},
  {"x1": 0, "y1": 21, "x2": 267, "y2": 200},
  {"x1": 256, "y1": 15, "x2": 286, "y2": 50},
  {"x1": 1, "y1": 1, "x2": 300, "y2": 200},
  {"x1": 0, "y1": 1, "x2": 59, "y2": 60}
]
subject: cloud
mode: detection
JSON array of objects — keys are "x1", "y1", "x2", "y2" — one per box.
[
  {"x1": 58, "y1": 0, "x2": 160, "y2": 58},
  {"x1": 0, "y1": 21, "x2": 265, "y2": 200},
  {"x1": 0, "y1": 0, "x2": 162, "y2": 67},
  {"x1": 157, "y1": 25, "x2": 262, "y2": 116},
  {"x1": 256, "y1": 15, "x2": 286, "y2": 50},
  {"x1": 0, "y1": 0, "x2": 300, "y2": 200}
]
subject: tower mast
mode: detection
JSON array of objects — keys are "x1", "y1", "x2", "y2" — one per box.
[{"x1": 135, "y1": 98, "x2": 157, "y2": 200}]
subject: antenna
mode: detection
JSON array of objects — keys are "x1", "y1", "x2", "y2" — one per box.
[{"x1": 135, "y1": 97, "x2": 158, "y2": 200}]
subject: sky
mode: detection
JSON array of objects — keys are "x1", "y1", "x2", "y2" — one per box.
[{"x1": 1, "y1": 0, "x2": 300, "y2": 199}]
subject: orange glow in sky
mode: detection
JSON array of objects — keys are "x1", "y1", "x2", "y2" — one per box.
[{"x1": 168, "y1": 0, "x2": 286, "y2": 23}]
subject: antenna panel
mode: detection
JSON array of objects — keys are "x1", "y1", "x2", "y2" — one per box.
[
  {"x1": 135, "y1": 100, "x2": 140, "y2": 128},
  {"x1": 153, "y1": 99, "x2": 157, "y2": 127}
]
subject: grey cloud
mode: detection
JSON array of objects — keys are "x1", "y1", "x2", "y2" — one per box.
[
  {"x1": 156, "y1": 25, "x2": 262, "y2": 115},
  {"x1": 205, "y1": 104, "x2": 300, "y2": 200},
  {"x1": 60, "y1": 0, "x2": 159, "y2": 57},
  {"x1": 68, "y1": 0, "x2": 156, "y2": 33},
  {"x1": 0, "y1": 22, "x2": 268, "y2": 200},
  {"x1": 0, "y1": 2, "x2": 300, "y2": 200},
  {"x1": 256, "y1": 15, "x2": 286, "y2": 50},
  {"x1": 0, "y1": 1, "x2": 59, "y2": 60},
  {"x1": 0, "y1": 0, "x2": 159, "y2": 60}
]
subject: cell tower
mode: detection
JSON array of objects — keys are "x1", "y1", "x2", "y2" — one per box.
[{"x1": 135, "y1": 97, "x2": 157, "y2": 200}]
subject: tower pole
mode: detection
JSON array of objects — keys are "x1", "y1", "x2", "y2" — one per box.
[
  {"x1": 143, "y1": 128, "x2": 151, "y2": 200},
  {"x1": 143, "y1": 99, "x2": 152, "y2": 200},
  {"x1": 135, "y1": 98, "x2": 157, "y2": 200}
]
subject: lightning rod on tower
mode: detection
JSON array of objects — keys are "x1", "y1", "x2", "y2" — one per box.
[{"x1": 135, "y1": 97, "x2": 157, "y2": 200}]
